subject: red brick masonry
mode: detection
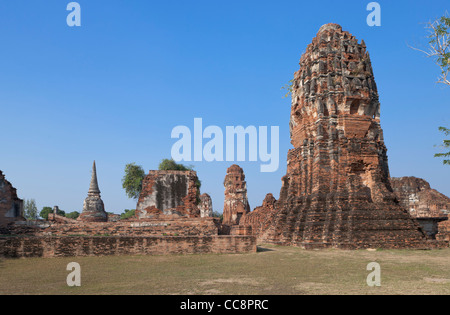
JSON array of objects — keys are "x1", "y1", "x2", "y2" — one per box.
[{"x1": 0, "y1": 235, "x2": 257, "y2": 258}]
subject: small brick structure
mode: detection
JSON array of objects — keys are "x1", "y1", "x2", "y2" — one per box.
[
  {"x1": 136, "y1": 170, "x2": 200, "y2": 219},
  {"x1": 0, "y1": 171, "x2": 25, "y2": 227}
]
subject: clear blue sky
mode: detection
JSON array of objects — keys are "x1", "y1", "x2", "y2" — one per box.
[{"x1": 0, "y1": 0, "x2": 448, "y2": 214}]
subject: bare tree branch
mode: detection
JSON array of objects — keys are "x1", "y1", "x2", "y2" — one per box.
[{"x1": 410, "y1": 13, "x2": 450, "y2": 86}]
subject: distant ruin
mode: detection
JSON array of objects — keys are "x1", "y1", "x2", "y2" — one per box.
[
  {"x1": 78, "y1": 161, "x2": 108, "y2": 222},
  {"x1": 0, "y1": 164, "x2": 255, "y2": 258},
  {"x1": 391, "y1": 177, "x2": 449, "y2": 239}
]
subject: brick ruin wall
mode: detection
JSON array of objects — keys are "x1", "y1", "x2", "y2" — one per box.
[
  {"x1": 240, "y1": 193, "x2": 277, "y2": 236},
  {"x1": 7, "y1": 215, "x2": 221, "y2": 237},
  {"x1": 0, "y1": 171, "x2": 24, "y2": 228},
  {"x1": 0, "y1": 235, "x2": 257, "y2": 258},
  {"x1": 136, "y1": 170, "x2": 200, "y2": 219},
  {"x1": 390, "y1": 177, "x2": 449, "y2": 218},
  {"x1": 390, "y1": 176, "x2": 449, "y2": 239}
]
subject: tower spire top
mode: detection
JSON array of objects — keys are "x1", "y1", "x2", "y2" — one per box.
[{"x1": 88, "y1": 160, "x2": 100, "y2": 195}]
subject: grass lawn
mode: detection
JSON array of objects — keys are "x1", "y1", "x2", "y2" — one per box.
[{"x1": 0, "y1": 245, "x2": 449, "y2": 295}]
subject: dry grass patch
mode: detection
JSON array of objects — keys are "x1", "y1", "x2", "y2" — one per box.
[{"x1": 0, "y1": 245, "x2": 449, "y2": 295}]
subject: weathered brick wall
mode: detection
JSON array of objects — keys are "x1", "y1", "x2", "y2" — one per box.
[
  {"x1": 8, "y1": 216, "x2": 221, "y2": 237},
  {"x1": 391, "y1": 177, "x2": 450, "y2": 218},
  {"x1": 240, "y1": 193, "x2": 277, "y2": 236},
  {"x1": 437, "y1": 221, "x2": 450, "y2": 243},
  {"x1": 0, "y1": 235, "x2": 257, "y2": 258}
]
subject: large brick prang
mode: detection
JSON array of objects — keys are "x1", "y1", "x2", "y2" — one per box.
[{"x1": 255, "y1": 23, "x2": 439, "y2": 249}]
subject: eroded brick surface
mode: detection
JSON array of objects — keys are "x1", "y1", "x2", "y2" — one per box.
[
  {"x1": 136, "y1": 170, "x2": 200, "y2": 219},
  {"x1": 0, "y1": 235, "x2": 257, "y2": 258}
]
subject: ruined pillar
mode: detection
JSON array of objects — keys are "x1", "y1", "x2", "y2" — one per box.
[
  {"x1": 199, "y1": 193, "x2": 213, "y2": 218},
  {"x1": 222, "y1": 165, "x2": 250, "y2": 226}
]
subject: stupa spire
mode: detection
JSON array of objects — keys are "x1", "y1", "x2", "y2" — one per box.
[
  {"x1": 88, "y1": 160, "x2": 100, "y2": 195},
  {"x1": 79, "y1": 160, "x2": 108, "y2": 222}
]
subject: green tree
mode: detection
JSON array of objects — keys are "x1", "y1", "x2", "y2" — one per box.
[
  {"x1": 65, "y1": 211, "x2": 80, "y2": 220},
  {"x1": 39, "y1": 207, "x2": 66, "y2": 220},
  {"x1": 281, "y1": 79, "x2": 294, "y2": 98},
  {"x1": 120, "y1": 209, "x2": 136, "y2": 220},
  {"x1": 158, "y1": 159, "x2": 193, "y2": 171},
  {"x1": 122, "y1": 163, "x2": 146, "y2": 200},
  {"x1": 435, "y1": 126, "x2": 450, "y2": 165},
  {"x1": 24, "y1": 199, "x2": 38, "y2": 221}
]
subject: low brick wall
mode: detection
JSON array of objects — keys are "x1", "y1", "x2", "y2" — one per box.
[
  {"x1": 8, "y1": 217, "x2": 221, "y2": 237},
  {"x1": 0, "y1": 235, "x2": 257, "y2": 258}
]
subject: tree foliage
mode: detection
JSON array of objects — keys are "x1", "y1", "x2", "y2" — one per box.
[
  {"x1": 158, "y1": 159, "x2": 193, "y2": 171},
  {"x1": 122, "y1": 163, "x2": 146, "y2": 200},
  {"x1": 435, "y1": 126, "x2": 450, "y2": 165},
  {"x1": 24, "y1": 199, "x2": 38, "y2": 220},
  {"x1": 65, "y1": 211, "x2": 80, "y2": 220},
  {"x1": 281, "y1": 79, "x2": 294, "y2": 98},
  {"x1": 120, "y1": 209, "x2": 136, "y2": 220},
  {"x1": 39, "y1": 207, "x2": 65, "y2": 220}
]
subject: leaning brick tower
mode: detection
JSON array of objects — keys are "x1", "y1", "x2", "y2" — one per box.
[{"x1": 262, "y1": 24, "x2": 432, "y2": 249}]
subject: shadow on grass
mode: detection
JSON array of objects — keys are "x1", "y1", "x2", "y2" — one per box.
[{"x1": 257, "y1": 247, "x2": 275, "y2": 253}]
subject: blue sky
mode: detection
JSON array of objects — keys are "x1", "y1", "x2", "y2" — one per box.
[{"x1": 0, "y1": 0, "x2": 448, "y2": 214}]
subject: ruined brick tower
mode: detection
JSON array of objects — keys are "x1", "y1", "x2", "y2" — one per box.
[
  {"x1": 223, "y1": 165, "x2": 250, "y2": 226},
  {"x1": 0, "y1": 171, "x2": 24, "y2": 227},
  {"x1": 260, "y1": 24, "x2": 430, "y2": 249},
  {"x1": 78, "y1": 161, "x2": 108, "y2": 222}
]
